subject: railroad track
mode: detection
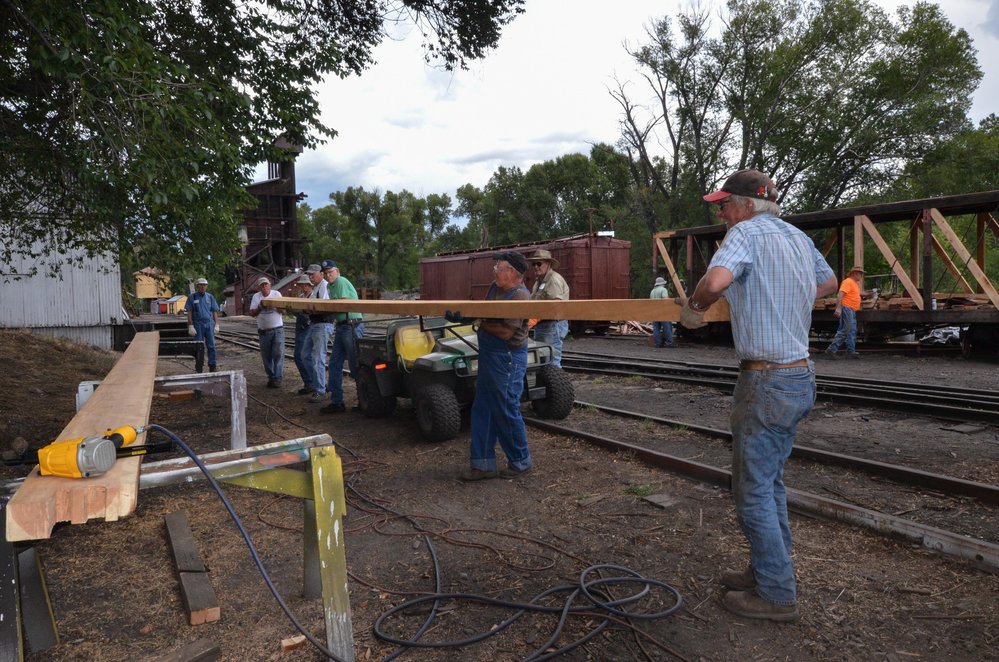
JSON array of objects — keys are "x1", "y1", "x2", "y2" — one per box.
[
  {"x1": 522, "y1": 410, "x2": 999, "y2": 573},
  {"x1": 215, "y1": 323, "x2": 997, "y2": 571},
  {"x1": 561, "y1": 350, "x2": 999, "y2": 425}
]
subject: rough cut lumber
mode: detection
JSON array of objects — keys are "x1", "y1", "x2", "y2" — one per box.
[
  {"x1": 0, "y1": 503, "x2": 23, "y2": 659},
  {"x1": 264, "y1": 296, "x2": 732, "y2": 323},
  {"x1": 281, "y1": 634, "x2": 307, "y2": 651},
  {"x1": 165, "y1": 510, "x2": 219, "y2": 625},
  {"x1": 151, "y1": 637, "x2": 221, "y2": 662},
  {"x1": 165, "y1": 510, "x2": 206, "y2": 573},
  {"x1": 17, "y1": 547, "x2": 59, "y2": 653},
  {"x1": 5, "y1": 331, "x2": 160, "y2": 542},
  {"x1": 178, "y1": 573, "x2": 221, "y2": 625}
]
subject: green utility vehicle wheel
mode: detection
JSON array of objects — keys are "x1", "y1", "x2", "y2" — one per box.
[
  {"x1": 414, "y1": 383, "x2": 461, "y2": 442},
  {"x1": 530, "y1": 364, "x2": 575, "y2": 420}
]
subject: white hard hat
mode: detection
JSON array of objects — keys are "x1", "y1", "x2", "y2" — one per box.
[{"x1": 195, "y1": 278, "x2": 208, "y2": 285}]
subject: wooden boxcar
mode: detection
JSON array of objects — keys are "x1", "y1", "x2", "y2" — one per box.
[{"x1": 420, "y1": 234, "x2": 631, "y2": 333}]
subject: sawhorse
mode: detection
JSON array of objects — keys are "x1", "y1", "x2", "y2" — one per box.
[{"x1": 1, "y1": 434, "x2": 354, "y2": 661}]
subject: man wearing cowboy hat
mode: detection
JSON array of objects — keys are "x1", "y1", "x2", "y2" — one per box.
[
  {"x1": 824, "y1": 266, "x2": 865, "y2": 359},
  {"x1": 529, "y1": 249, "x2": 570, "y2": 367},
  {"x1": 649, "y1": 276, "x2": 674, "y2": 348}
]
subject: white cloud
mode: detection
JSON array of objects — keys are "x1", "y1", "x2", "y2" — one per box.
[{"x1": 275, "y1": 0, "x2": 998, "y2": 208}]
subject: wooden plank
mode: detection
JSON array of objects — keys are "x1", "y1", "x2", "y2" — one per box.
[
  {"x1": 857, "y1": 215, "x2": 924, "y2": 310},
  {"x1": 179, "y1": 573, "x2": 220, "y2": 625},
  {"x1": 0, "y1": 502, "x2": 24, "y2": 661},
  {"x1": 264, "y1": 296, "x2": 733, "y2": 324},
  {"x1": 929, "y1": 235, "x2": 975, "y2": 293},
  {"x1": 5, "y1": 331, "x2": 160, "y2": 542},
  {"x1": 654, "y1": 237, "x2": 685, "y2": 298},
  {"x1": 151, "y1": 637, "x2": 220, "y2": 662},
  {"x1": 164, "y1": 511, "x2": 206, "y2": 573},
  {"x1": 17, "y1": 547, "x2": 58, "y2": 653},
  {"x1": 930, "y1": 208, "x2": 999, "y2": 310}
]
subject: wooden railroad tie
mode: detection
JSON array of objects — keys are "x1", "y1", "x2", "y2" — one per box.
[{"x1": 164, "y1": 510, "x2": 220, "y2": 625}]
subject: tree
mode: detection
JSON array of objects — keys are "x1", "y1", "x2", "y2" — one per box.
[
  {"x1": 0, "y1": 0, "x2": 524, "y2": 276},
  {"x1": 613, "y1": 0, "x2": 981, "y2": 230}
]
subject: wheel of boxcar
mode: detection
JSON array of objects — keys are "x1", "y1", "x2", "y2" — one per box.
[
  {"x1": 357, "y1": 366, "x2": 396, "y2": 418},
  {"x1": 531, "y1": 364, "x2": 575, "y2": 420},
  {"x1": 414, "y1": 383, "x2": 461, "y2": 442}
]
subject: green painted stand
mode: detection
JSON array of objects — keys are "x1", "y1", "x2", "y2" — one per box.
[{"x1": 147, "y1": 436, "x2": 354, "y2": 661}]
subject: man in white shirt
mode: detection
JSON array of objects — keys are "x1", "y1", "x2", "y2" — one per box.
[{"x1": 249, "y1": 276, "x2": 284, "y2": 388}]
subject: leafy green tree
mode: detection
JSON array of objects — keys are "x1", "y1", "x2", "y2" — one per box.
[
  {"x1": 0, "y1": 0, "x2": 524, "y2": 275},
  {"x1": 614, "y1": 0, "x2": 981, "y2": 228}
]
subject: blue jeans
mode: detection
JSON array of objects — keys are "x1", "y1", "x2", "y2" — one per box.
[
  {"x1": 258, "y1": 327, "x2": 284, "y2": 381},
  {"x1": 303, "y1": 323, "x2": 333, "y2": 395},
  {"x1": 328, "y1": 322, "x2": 363, "y2": 406},
  {"x1": 653, "y1": 321, "x2": 673, "y2": 347},
  {"x1": 826, "y1": 307, "x2": 857, "y2": 354},
  {"x1": 470, "y1": 330, "x2": 531, "y2": 472},
  {"x1": 533, "y1": 320, "x2": 568, "y2": 367},
  {"x1": 293, "y1": 317, "x2": 311, "y2": 386},
  {"x1": 193, "y1": 320, "x2": 217, "y2": 368},
  {"x1": 729, "y1": 364, "x2": 816, "y2": 606}
]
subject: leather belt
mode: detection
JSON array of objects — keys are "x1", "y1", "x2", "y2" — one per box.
[{"x1": 739, "y1": 358, "x2": 809, "y2": 371}]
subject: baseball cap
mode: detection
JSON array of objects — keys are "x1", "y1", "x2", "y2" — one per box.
[
  {"x1": 703, "y1": 169, "x2": 778, "y2": 203},
  {"x1": 321, "y1": 259, "x2": 338, "y2": 271},
  {"x1": 304, "y1": 264, "x2": 322, "y2": 274},
  {"x1": 492, "y1": 251, "x2": 528, "y2": 274},
  {"x1": 257, "y1": 276, "x2": 271, "y2": 285}
]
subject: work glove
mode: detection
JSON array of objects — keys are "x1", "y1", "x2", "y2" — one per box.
[
  {"x1": 679, "y1": 300, "x2": 707, "y2": 330},
  {"x1": 214, "y1": 324, "x2": 220, "y2": 335},
  {"x1": 444, "y1": 310, "x2": 474, "y2": 324},
  {"x1": 187, "y1": 324, "x2": 196, "y2": 337}
]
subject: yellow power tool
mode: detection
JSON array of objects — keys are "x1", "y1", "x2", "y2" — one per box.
[{"x1": 37, "y1": 425, "x2": 143, "y2": 478}]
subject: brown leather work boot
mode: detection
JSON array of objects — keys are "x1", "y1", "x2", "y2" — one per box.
[
  {"x1": 458, "y1": 468, "x2": 498, "y2": 482},
  {"x1": 722, "y1": 590, "x2": 799, "y2": 622},
  {"x1": 720, "y1": 565, "x2": 756, "y2": 591}
]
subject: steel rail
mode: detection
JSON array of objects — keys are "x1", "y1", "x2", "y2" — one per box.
[
  {"x1": 573, "y1": 400, "x2": 999, "y2": 504},
  {"x1": 563, "y1": 351, "x2": 999, "y2": 402},
  {"x1": 523, "y1": 416, "x2": 999, "y2": 573},
  {"x1": 561, "y1": 353, "x2": 999, "y2": 424}
]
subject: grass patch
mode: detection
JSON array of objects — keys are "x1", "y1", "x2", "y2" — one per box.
[{"x1": 625, "y1": 484, "x2": 654, "y2": 498}]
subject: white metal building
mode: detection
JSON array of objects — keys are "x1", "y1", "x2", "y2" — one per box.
[{"x1": 0, "y1": 241, "x2": 125, "y2": 349}]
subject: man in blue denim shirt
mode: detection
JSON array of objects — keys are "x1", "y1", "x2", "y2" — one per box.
[{"x1": 681, "y1": 169, "x2": 837, "y2": 622}]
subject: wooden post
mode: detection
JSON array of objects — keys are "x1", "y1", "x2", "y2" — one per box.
[
  {"x1": 303, "y1": 499, "x2": 321, "y2": 599},
  {"x1": 309, "y1": 446, "x2": 354, "y2": 661},
  {"x1": 922, "y1": 210, "x2": 934, "y2": 311}
]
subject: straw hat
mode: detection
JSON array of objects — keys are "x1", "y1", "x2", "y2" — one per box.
[{"x1": 531, "y1": 249, "x2": 559, "y2": 269}]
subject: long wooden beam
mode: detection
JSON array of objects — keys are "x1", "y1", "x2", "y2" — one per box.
[
  {"x1": 5, "y1": 332, "x2": 160, "y2": 542},
  {"x1": 264, "y1": 297, "x2": 732, "y2": 323},
  {"x1": 857, "y1": 215, "x2": 924, "y2": 310}
]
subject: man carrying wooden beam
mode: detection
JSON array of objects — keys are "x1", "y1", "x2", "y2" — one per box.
[{"x1": 681, "y1": 169, "x2": 837, "y2": 623}]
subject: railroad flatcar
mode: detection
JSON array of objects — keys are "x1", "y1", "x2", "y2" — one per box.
[{"x1": 420, "y1": 233, "x2": 631, "y2": 334}]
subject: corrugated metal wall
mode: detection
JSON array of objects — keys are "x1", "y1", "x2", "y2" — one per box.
[{"x1": 1, "y1": 241, "x2": 123, "y2": 348}]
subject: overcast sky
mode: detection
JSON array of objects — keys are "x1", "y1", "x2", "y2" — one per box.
[{"x1": 278, "y1": 0, "x2": 999, "y2": 211}]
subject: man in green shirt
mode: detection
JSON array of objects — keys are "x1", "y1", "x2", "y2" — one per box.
[{"x1": 320, "y1": 260, "x2": 364, "y2": 413}]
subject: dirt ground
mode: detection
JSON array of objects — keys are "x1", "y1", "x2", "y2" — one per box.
[{"x1": 1, "y1": 325, "x2": 998, "y2": 661}]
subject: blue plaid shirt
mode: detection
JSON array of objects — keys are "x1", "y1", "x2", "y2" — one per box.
[{"x1": 708, "y1": 213, "x2": 834, "y2": 362}]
